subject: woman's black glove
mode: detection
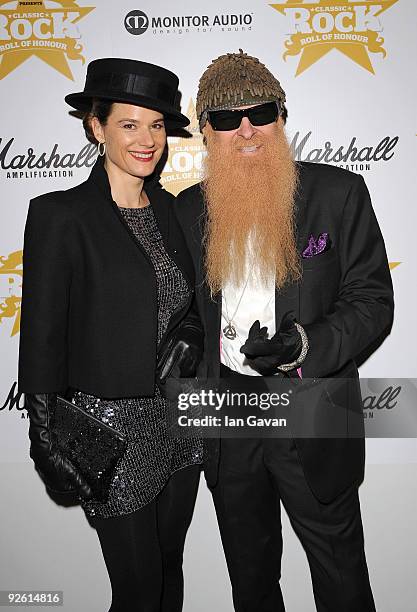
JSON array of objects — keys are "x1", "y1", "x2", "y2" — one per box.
[
  {"x1": 26, "y1": 393, "x2": 93, "y2": 499},
  {"x1": 157, "y1": 318, "x2": 204, "y2": 385},
  {"x1": 240, "y1": 312, "x2": 303, "y2": 376}
]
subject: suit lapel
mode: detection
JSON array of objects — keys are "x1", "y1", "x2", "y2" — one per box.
[
  {"x1": 274, "y1": 163, "x2": 308, "y2": 328},
  {"x1": 86, "y1": 158, "x2": 158, "y2": 271}
]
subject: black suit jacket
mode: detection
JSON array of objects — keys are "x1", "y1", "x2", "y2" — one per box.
[
  {"x1": 174, "y1": 161, "x2": 394, "y2": 502},
  {"x1": 18, "y1": 156, "x2": 197, "y2": 398}
]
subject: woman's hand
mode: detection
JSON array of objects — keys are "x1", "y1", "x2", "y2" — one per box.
[
  {"x1": 156, "y1": 319, "x2": 204, "y2": 385},
  {"x1": 26, "y1": 393, "x2": 93, "y2": 499}
]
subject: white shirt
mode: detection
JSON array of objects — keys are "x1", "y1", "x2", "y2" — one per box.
[{"x1": 220, "y1": 260, "x2": 276, "y2": 376}]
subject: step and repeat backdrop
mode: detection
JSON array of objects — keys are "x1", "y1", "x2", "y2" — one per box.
[{"x1": 1, "y1": 1, "x2": 416, "y2": 611}]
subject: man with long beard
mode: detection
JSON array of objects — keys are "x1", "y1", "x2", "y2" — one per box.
[{"x1": 175, "y1": 50, "x2": 393, "y2": 611}]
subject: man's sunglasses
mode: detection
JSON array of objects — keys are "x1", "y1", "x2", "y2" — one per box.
[{"x1": 207, "y1": 101, "x2": 280, "y2": 131}]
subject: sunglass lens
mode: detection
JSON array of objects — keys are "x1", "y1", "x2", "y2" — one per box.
[
  {"x1": 209, "y1": 111, "x2": 241, "y2": 131},
  {"x1": 248, "y1": 103, "x2": 279, "y2": 126}
]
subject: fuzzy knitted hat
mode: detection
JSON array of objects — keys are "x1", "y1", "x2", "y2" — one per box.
[{"x1": 196, "y1": 49, "x2": 287, "y2": 129}]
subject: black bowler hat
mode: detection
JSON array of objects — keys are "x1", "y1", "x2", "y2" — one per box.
[{"x1": 65, "y1": 57, "x2": 189, "y2": 128}]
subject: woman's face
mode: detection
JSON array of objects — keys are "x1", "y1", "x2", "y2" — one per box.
[{"x1": 91, "y1": 102, "x2": 167, "y2": 179}]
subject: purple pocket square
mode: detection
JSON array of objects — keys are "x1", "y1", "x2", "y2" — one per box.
[{"x1": 302, "y1": 233, "x2": 330, "y2": 258}]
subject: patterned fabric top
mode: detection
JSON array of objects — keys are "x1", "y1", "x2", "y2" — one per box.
[
  {"x1": 71, "y1": 204, "x2": 202, "y2": 519},
  {"x1": 119, "y1": 204, "x2": 189, "y2": 343}
]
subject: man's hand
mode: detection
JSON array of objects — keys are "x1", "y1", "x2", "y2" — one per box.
[{"x1": 240, "y1": 313, "x2": 303, "y2": 375}]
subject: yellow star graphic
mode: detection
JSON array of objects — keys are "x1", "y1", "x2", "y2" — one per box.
[
  {"x1": 270, "y1": 0, "x2": 399, "y2": 76},
  {"x1": 0, "y1": 0, "x2": 94, "y2": 80},
  {"x1": 0, "y1": 250, "x2": 22, "y2": 337},
  {"x1": 389, "y1": 262, "x2": 401, "y2": 270},
  {"x1": 161, "y1": 99, "x2": 205, "y2": 196}
]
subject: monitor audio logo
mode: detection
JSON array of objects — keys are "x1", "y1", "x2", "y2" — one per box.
[
  {"x1": 124, "y1": 9, "x2": 149, "y2": 35},
  {"x1": 270, "y1": 0, "x2": 399, "y2": 76},
  {"x1": 0, "y1": 0, "x2": 95, "y2": 80}
]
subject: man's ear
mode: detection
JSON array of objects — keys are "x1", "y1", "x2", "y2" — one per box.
[
  {"x1": 202, "y1": 123, "x2": 213, "y2": 146},
  {"x1": 91, "y1": 116, "x2": 105, "y2": 144},
  {"x1": 201, "y1": 124, "x2": 208, "y2": 146}
]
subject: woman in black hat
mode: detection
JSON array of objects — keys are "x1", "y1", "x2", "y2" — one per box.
[{"x1": 18, "y1": 58, "x2": 203, "y2": 611}]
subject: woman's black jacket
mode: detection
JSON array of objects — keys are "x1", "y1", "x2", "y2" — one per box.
[{"x1": 18, "y1": 157, "x2": 198, "y2": 398}]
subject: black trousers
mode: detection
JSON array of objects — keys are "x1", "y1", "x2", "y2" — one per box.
[
  {"x1": 89, "y1": 465, "x2": 201, "y2": 612},
  {"x1": 212, "y1": 367, "x2": 376, "y2": 612}
]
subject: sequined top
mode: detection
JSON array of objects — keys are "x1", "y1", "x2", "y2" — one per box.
[{"x1": 70, "y1": 204, "x2": 203, "y2": 518}]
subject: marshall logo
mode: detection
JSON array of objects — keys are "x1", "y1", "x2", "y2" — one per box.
[
  {"x1": 0, "y1": 251, "x2": 22, "y2": 337},
  {"x1": 362, "y1": 384, "x2": 400, "y2": 418},
  {"x1": 0, "y1": 137, "x2": 97, "y2": 179},
  {"x1": 291, "y1": 131, "x2": 399, "y2": 170},
  {"x1": 270, "y1": 0, "x2": 399, "y2": 75},
  {"x1": 0, "y1": 0, "x2": 95, "y2": 80},
  {"x1": 0, "y1": 382, "x2": 25, "y2": 417},
  {"x1": 361, "y1": 380, "x2": 417, "y2": 438}
]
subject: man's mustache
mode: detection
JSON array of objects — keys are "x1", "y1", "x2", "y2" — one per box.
[{"x1": 232, "y1": 134, "x2": 265, "y2": 151}]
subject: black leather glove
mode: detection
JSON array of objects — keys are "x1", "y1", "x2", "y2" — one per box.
[
  {"x1": 26, "y1": 393, "x2": 93, "y2": 499},
  {"x1": 157, "y1": 318, "x2": 204, "y2": 385},
  {"x1": 240, "y1": 312, "x2": 303, "y2": 376}
]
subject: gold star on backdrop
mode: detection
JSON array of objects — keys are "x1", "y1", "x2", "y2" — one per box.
[
  {"x1": 0, "y1": 251, "x2": 22, "y2": 337},
  {"x1": 270, "y1": 0, "x2": 399, "y2": 76},
  {"x1": 161, "y1": 99, "x2": 205, "y2": 196},
  {"x1": 0, "y1": 0, "x2": 94, "y2": 80}
]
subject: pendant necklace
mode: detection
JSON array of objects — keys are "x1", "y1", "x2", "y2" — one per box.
[{"x1": 222, "y1": 271, "x2": 252, "y2": 340}]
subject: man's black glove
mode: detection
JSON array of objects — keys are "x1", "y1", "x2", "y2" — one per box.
[
  {"x1": 157, "y1": 318, "x2": 204, "y2": 384},
  {"x1": 26, "y1": 393, "x2": 93, "y2": 499},
  {"x1": 240, "y1": 312, "x2": 303, "y2": 376}
]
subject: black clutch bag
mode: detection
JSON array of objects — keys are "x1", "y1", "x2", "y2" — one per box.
[{"x1": 50, "y1": 395, "x2": 127, "y2": 503}]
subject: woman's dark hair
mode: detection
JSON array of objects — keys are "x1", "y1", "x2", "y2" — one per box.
[{"x1": 82, "y1": 98, "x2": 114, "y2": 145}]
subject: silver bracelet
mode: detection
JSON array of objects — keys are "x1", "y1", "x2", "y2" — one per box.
[{"x1": 277, "y1": 322, "x2": 309, "y2": 372}]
